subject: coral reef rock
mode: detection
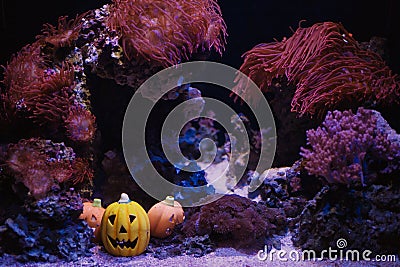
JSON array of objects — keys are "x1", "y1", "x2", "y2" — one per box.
[{"x1": 292, "y1": 184, "x2": 400, "y2": 257}]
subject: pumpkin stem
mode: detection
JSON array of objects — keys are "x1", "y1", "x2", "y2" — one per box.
[
  {"x1": 164, "y1": 196, "x2": 175, "y2": 206},
  {"x1": 118, "y1": 193, "x2": 131, "y2": 203},
  {"x1": 92, "y1": 198, "x2": 102, "y2": 208}
]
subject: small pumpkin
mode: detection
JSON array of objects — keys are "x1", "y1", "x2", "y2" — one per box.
[
  {"x1": 79, "y1": 198, "x2": 105, "y2": 242},
  {"x1": 101, "y1": 193, "x2": 150, "y2": 256},
  {"x1": 147, "y1": 196, "x2": 184, "y2": 238}
]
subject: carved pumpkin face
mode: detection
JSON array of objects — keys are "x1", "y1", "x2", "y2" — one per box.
[
  {"x1": 101, "y1": 193, "x2": 150, "y2": 256},
  {"x1": 79, "y1": 198, "x2": 105, "y2": 242},
  {"x1": 147, "y1": 196, "x2": 184, "y2": 238}
]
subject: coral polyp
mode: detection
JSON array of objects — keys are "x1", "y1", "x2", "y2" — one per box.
[{"x1": 106, "y1": 0, "x2": 227, "y2": 66}]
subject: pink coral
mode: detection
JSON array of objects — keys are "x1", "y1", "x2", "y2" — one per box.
[
  {"x1": 106, "y1": 0, "x2": 227, "y2": 66},
  {"x1": 300, "y1": 108, "x2": 400, "y2": 185}
]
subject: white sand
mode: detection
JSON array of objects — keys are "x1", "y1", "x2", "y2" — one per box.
[{"x1": 3, "y1": 244, "x2": 398, "y2": 267}]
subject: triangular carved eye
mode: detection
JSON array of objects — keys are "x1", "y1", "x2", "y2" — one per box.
[
  {"x1": 108, "y1": 215, "x2": 116, "y2": 225},
  {"x1": 129, "y1": 215, "x2": 136, "y2": 223},
  {"x1": 120, "y1": 225, "x2": 127, "y2": 233},
  {"x1": 91, "y1": 215, "x2": 97, "y2": 222}
]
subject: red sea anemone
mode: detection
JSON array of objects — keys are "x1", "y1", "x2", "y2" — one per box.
[
  {"x1": 1, "y1": 41, "x2": 96, "y2": 142},
  {"x1": 106, "y1": 0, "x2": 227, "y2": 66},
  {"x1": 71, "y1": 157, "x2": 94, "y2": 185},
  {"x1": 233, "y1": 21, "x2": 400, "y2": 117},
  {"x1": 65, "y1": 106, "x2": 96, "y2": 143},
  {"x1": 36, "y1": 12, "x2": 87, "y2": 48},
  {"x1": 1, "y1": 43, "x2": 75, "y2": 125}
]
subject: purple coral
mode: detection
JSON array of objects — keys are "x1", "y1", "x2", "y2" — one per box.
[{"x1": 300, "y1": 107, "x2": 400, "y2": 185}]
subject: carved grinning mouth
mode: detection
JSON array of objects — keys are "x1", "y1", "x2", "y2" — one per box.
[{"x1": 108, "y1": 235, "x2": 138, "y2": 249}]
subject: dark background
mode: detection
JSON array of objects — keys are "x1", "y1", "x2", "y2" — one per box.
[{"x1": 0, "y1": 0, "x2": 399, "y2": 73}]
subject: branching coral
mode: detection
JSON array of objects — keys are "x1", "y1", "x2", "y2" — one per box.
[
  {"x1": 106, "y1": 0, "x2": 227, "y2": 66},
  {"x1": 233, "y1": 21, "x2": 400, "y2": 117},
  {"x1": 300, "y1": 108, "x2": 400, "y2": 185},
  {"x1": 6, "y1": 138, "x2": 75, "y2": 199}
]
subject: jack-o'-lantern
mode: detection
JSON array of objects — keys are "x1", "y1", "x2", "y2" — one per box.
[
  {"x1": 147, "y1": 196, "x2": 184, "y2": 238},
  {"x1": 101, "y1": 193, "x2": 150, "y2": 256},
  {"x1": 79, "y1": 198, "x2": 105, "y2": 242}
]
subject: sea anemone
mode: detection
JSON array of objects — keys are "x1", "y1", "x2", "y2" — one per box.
[
  {"x1": 106, "y1": 0, "x2": 227, "y2": 66},
  {"x1": 1, "y1": 43, "x2": 76, "y2": 125},
  {"x1": 1, "y1": 42, "x2": 97, "y2": 143},
  {"x1": 36, "y1": 12, "x2": 88, "y2": 48},
  {"x1": 233, "y1": 21, "x2": 400, "y2": 117},
  {"x1": 71, "y1": 157, "x2": 94, "y2": 185},
  {"x1": 65, "y1": 106, "x2": 96, "y2": 143}
]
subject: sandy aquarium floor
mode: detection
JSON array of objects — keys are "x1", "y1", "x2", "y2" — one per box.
[
  {"x1": 1, "y1": 234, "x2": 399, "y2": 267},
  {"x1": 1, "y1": 248, "x2": 399, "y2": 267}
]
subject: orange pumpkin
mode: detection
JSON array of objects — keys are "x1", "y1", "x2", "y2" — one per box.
[
  {"x1": 147, "y1": 196, "x2": 184, "y2": 238},
  {"x1": 79, "y1": 198, "x2": 105, "y2": 242}
]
